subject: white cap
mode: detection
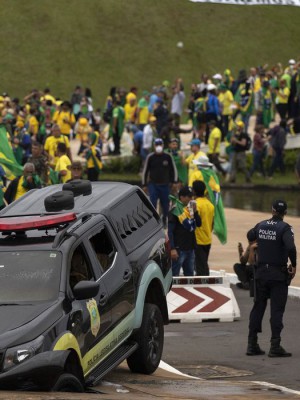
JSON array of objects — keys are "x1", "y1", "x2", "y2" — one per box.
[
  {"x1": 289, "y1": 59, "x2": 296, "y2": 65},
  {"x1": 213, "y1": 73, "x2": 222, "y2": 80},
  {"x1": 192, "y1": 155, "x2": 213, "y2": 168},
  {"x1": 207, "y1": 83, "x2": 216, "y2": 91}
]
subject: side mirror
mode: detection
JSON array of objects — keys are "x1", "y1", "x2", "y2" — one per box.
[{"x1": 73, "y1": 280, "x2": 99, "y2": 300}]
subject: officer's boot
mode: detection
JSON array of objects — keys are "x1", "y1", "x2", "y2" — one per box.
[
  {"x1": 246, "y1": 336, "x2": 265, "y2": 356},
  {"x1": 268, "y1": 338, "x2": 292, "y2": 357}
]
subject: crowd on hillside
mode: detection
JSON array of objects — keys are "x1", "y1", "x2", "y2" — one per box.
[{"x1": 0, "y1": 57, "x2": 300, "y2": 209}]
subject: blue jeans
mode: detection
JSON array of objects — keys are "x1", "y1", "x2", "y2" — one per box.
[
  {"x1": 269, "y1": 148, "x2": 285, "y2": 176},
  {"x1": 172, "y1": 249, "x2": 195, "y2": 276},
  {"x1": 148, "y1": 183, "x2": 170, "y2": 220},
  {"x1": 250, "y1": 149, "x2": 265, "y2": 177}
]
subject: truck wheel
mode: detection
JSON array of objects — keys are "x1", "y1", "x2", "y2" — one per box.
[
  {"x1": 127, "y1": 303, "x2": 164, "y2": 374},
  {"x1": 51, "y1": 373, "x2": 84, "y2": 392}
]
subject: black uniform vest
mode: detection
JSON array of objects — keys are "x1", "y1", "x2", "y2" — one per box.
[{"x1": 256, "y1": 218, "x2": 289, "y2": 266}]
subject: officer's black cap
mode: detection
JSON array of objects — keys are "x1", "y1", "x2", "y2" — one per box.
[{"x1": 272, "y1": 200, "x2": 287, "y2": 214}]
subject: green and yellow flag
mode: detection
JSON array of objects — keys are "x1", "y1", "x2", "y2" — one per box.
[
  {"x1": 0, "y1": 124, "x2": 23, "y2": 177},
  {"x1": 169, "y1": 195, "x2": 192, "y2": 224},
  {"x1": 201, "y1": 168, "x2": 227, "y2": 244}
]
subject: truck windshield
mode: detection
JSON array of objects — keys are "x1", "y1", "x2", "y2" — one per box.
[{"x1": 0, "y1": 251, "x2": 62, "y2": 303}]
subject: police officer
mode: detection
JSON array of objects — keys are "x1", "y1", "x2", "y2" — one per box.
[{"x1": 246, "y1": 200, "x2": 297, "y2": 357}]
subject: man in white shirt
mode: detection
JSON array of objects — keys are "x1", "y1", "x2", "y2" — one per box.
[
  {"x1": 141, "y1": 116, "x2": 157, "y2": 160},
  {"x1": 171, "y1": 78, "x2": 185, "y2": 125}
]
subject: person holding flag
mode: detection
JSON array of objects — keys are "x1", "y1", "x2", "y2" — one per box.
[
  {"x1": 0, "y1": 116, "x2": 24, "y2": 180},
  {"x1": 192, "y1": 155, "x2": 227, "y2": 245},
  {"x1": 192, "y1": 180, "x2": 214, "y2": 276},
  {"x1": 168, "y1": 186, "x2": 201, "y2": 276},
  {"x1": 4, "y1": 162, "x2": 42, "y2": 204}
]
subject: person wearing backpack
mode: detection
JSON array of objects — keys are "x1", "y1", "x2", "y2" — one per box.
[{"x1": 229, "y1": 121, "x2": 251, "y2": 183}]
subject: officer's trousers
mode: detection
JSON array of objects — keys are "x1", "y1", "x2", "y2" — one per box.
[{"x1": 248, "y1": 279, "x2": 288, "y2": 339}]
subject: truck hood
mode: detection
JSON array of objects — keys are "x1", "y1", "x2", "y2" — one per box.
[
  {"x1": 0, "y1": 300, "x2": 63, "y2": 348},
  {"x1": 0, "y1": 303, "x2": 55, "y2": 334}
]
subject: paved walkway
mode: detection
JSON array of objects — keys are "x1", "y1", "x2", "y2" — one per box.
[{"x1": 210, "y1": 207, "x2": 300, "y2": 287}]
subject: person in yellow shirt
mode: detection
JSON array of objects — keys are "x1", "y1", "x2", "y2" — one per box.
[
  {"x1": 27, "y1": 108, "x2": 39, "y2": 140},
  {"x1": 43, "y1": 88, "x2": 56, "y2": 104},
  {"x1": 189, "y1": 154, "x2": 213, "y2": 188},
  {"x1": 52, "y1": 101, "x2": 75, "y2": 138},
  {"x1": 44, "y1": 124, "x2": 71, "y2": 168},
  {"x1": 275, "y1": 79, "x2": 290, "y2": 121},
  {"x1": 192, "y1": 180, "x2": 214, "y2": 276},
  {"x1": 126, "y1": 87, "x2": 138, "y2": 104},
  {"x1": 136, "y1": 91, "x2": 150, "y2": 130},
  {"x1": 75, "y1": 117, "x2": 93, "y2": 154},
  {"x1": 184, "y1": 138, "x2": 206, "y2": 187},
  {"x1": 124, "y1": 97, "x2": 137, "y2": 124},
  {"x1": 218, "y1": 83, "x2": 233, "y2": 139},
  {"x1": 207, "y1": 120, "x2": 226, "y2": 176},
  {"x1": 80, "y1": 132, "x2": 103, "y2": 181},
  {"x1": 55, "y1": 142, "x2": 72, "y2": 183},
  {"x1": 4, "y1": 163, "x2": 42, "y2": 204}
]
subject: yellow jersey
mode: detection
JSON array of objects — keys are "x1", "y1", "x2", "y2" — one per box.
[
  {"x1": 188, "y1": 169, "x2": 204, "y2": 188},
  {"x1": 15, "y1": 176, "x2": 27, "y2": 201},
  {"x1": 208, "y1": 127, "x2": 222, "y2": 155},
  {"x1": 218, "y1": 90, "x2": 233, "y2": 116},
  {"x1": 194, "y1": 197, "x2": 214, "y2": 245},
  {"x1": 53, "y1": 111, "x2": 75, "y2": 135},
  {"x1": 55, "y1": 155, "x2": 72, "y2": 183},
  {"x1": 186, "y1": 151, "x2": 206, "y2": 185},
  {"x1": 44, "y1": 135, "x2": 70, "y2": 166}
]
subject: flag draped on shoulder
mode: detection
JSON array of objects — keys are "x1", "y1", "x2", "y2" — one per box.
[
  {"x1": 200, "y1": 168, "x2": 227, "y2": 244},
  {"x1": 0, "y1": 124, "x2": 23, "y2": 177},
  {"x1": 169, "y1": 194, "x2": 190, "y2": 224}
]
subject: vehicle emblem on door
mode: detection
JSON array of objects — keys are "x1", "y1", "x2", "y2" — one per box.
[{"x1": 87, "y1": 298, "x2": 100, "y2": 337}]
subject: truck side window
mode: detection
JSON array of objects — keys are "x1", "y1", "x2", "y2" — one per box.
[
  {"x1": 89, "y1": 227, "x2": 116, "y2": 272},
  {"x1": 70, "y1": 244, "x2": 94, "y2": 290}
]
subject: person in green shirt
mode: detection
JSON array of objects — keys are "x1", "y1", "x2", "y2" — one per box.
[{"x1": 109, "y1": 97, "x2": 125, "y2": 155}]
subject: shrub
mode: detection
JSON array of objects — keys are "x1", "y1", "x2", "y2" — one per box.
[{"x1": 102, "y1": 155, "x2": 141, "y2": 174}]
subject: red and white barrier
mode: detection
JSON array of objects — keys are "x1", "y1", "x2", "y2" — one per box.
[{"x1": 167, "y1": 276, "x2": 240, "y2": 322}]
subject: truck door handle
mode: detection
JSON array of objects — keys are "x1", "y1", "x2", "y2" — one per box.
[
  {"x1": 123, "y1": 269, "x2": 132, "y2": 282},
  {"x1": 99, "y1": 293, "x2": 108, "y2": 305}
]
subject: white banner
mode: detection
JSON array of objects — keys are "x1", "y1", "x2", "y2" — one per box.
[{"x1": 190, "y1": 0, "x2": 300, "y2": 5}]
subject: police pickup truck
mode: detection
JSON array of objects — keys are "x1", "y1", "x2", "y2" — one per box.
[{"x1": 0, "y1": 180, "x2": 172, "y2": 392}]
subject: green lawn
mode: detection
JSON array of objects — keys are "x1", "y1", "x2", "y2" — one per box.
[{"x1": 1, "y1": 0, "x2": 300, "y2": 106}]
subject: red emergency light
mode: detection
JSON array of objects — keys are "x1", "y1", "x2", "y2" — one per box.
[{"x1": 0, "y1": 213, "x2": 77, "y2": 232}]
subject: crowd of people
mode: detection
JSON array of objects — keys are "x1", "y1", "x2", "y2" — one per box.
[
  {"x1": 0, "y1": 61, "x2": 298, "y2": 297},
  {"x1": 0, "y1": 58, "x2": 299, "y2": 218}
]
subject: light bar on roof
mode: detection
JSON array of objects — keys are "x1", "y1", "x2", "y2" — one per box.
[{"x1": 0, "y1": 213, "x2": 77, "y2": 232}]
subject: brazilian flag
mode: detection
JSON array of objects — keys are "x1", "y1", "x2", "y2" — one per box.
[
  {"x1": 169, "y1": 195, "x2": 191, "y2": 224},
  {"x1": 0, "y1": 185, "x2": 4, "y2": 208},
  {"x1": 0, "y1": 124, "x2": 23, "y2": 177},
  {"x1": 49, "y1": 167, "x2": 60, "y2": 184},
  {"x1": 201, "y1": 168, "x2": 227, "y2": 244}
]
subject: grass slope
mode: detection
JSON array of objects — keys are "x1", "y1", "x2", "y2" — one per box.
[{"x1": 1, "y1": 0, "x2": 300, "y2": 106}]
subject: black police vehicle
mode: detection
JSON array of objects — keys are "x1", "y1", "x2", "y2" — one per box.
[{"x1": 0, "y1": 181, "x2": 172, "y2": 392}]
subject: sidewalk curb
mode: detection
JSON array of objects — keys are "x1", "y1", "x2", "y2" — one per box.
[{"x1": 211, "y1": 270, "x2": 300, "y2": 298}]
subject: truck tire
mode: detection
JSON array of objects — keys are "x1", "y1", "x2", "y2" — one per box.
[
  {"x1": 127, "y1": 303, "x2": 164, "y2": 374},
  {"x1": 51, "y1": 373, "x2": 84, "y2": 392}
]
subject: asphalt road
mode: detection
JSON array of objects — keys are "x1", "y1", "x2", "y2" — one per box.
[{"x1": 163, "y1": 284, "x2": 300, "y2": 392}]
